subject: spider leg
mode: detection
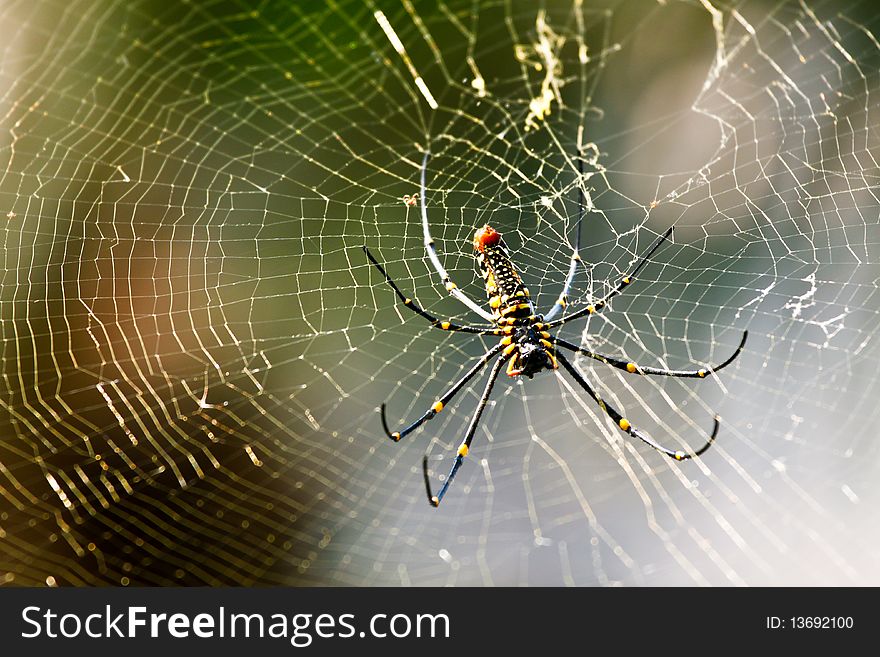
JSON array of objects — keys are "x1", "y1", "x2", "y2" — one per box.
[
  {"x1": 420, "y1": 150, "x2": 496, "y2": 322},
  {"x1": 556, "y1": 352, "x2": 718, "y2": 461},
  {"x1": 545, "y1": 226, "x2": 674, "y2": 329},
  {"x1": 363, "y1": 246, "x2": 496, "y2": 334},
  {"x1": 423, "y1": 353, "x2": 510, "y2": 506},
  {"x1": 553, "y1": 330, "x2": 747, "y2": 379},
  {"x1": 381, "y1": 343, "x2": 504, "y2": 442},
  {"x1": 543, "y1": 150, "x2": 586, "y2": 322}
]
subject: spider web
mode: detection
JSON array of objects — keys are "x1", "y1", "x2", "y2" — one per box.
[{"x1": 1, "y1": 0, "x2": 878, "y2": 586}]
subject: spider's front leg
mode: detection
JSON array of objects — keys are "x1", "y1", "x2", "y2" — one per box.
[
  {"x1": 556, "y1": 351, "x2": 718, "y2": 461},
  {"x1": 423, "y1": 352, "x2": 511, "y2": 507},
  {"x1": 381, "y1": 342, "x2": 504, "y2": 442}
]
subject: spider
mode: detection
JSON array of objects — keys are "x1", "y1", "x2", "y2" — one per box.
[{"x1": 364, "y1": 150, "x2": 747, "y2": 507}]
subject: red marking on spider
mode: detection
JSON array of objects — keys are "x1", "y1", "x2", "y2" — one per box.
[{"x1": 473, "y1": 224, "x2": 501, "y2": 251}]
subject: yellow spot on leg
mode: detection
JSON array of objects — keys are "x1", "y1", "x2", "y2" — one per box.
[
  {"x1": 457, "y1": 444, "x2": 469, "y2": 457},
  {"x1": 502, "y1": 343, "x2": 517, "y2": 357},
  {"x1": 404, "y1": 298, "x2": 412, "y2": 305},
  {"x1": 622, "y1": 277, "x2": 631, "y2": 285},
  {"x1": 674, "y1": 451, "x2": 686, "y2": 460},
  {"x1": 626, "y1": 362, "x2": 637, "y2": 373},
  {"x1": 619, "y1": 418, "x2": 631, "y2": 431},
  {"x1": 432, "y1": 401, "x2": 444, "y2": 413},
  {"x1": 698, "y1": 369, "x2": 707, "y2": 378},
  {"x1": 500, "y1": 336, "x2": 512, "y2": 346},
  {"x1": 430, "y1": 496, "x2": 440, "y2": 507},
  {"x1": 440, "y1": 321, "x2": 451, "y2": 330},
  {"x1": 391, "y1": 432, "x2": 401, "y2": 442},
  {"x1": 489, "y1": 296, "x2": 501, "y2": 309},
  {"x1": 445, "y1": 281, "x2": 458, "y2": 291},
  {"x1": 587, "y1": 305, "x2": 595, "y2": 314}
]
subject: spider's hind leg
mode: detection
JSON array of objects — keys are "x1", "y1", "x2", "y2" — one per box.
[
  {"x1": 543, "y1": 149, "x2": 588, "y2": 322},
  {"x1": 363, "y1": 246, "x2": 495, "y2": 335},
  {"x1": 546, "y1": 226, "x2": 674, "y2": 329},
  {"x1": 419, "y1": 150, "x2": 496, "y2": 322}
]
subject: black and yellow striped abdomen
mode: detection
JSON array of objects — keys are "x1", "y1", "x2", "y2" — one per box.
[{"x1": 476, "y1": 243, "x2": 535, "y2": 324}]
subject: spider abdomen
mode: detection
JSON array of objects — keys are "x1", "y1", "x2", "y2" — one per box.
[{"x1": 473, "y1": 225, "x2": 535, "y2": 323}]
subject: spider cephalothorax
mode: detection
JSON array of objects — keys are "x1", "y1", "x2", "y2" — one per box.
[
  {"x1": 365, "y1": 149, "x2": 747, "y2": 507},
  {"x1": 506, "y1": 327, "x2": 557, "y2": 378}
]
